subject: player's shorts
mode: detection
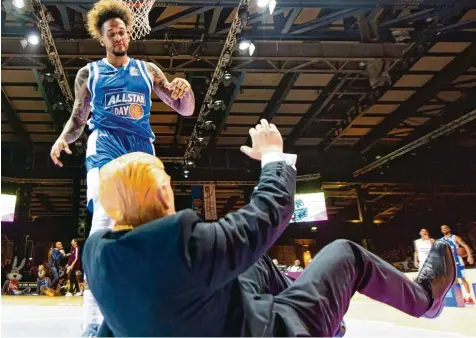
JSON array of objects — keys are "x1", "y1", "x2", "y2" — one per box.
[
  {"x1": 457, "y1": 264, "x2": 465, "y2": 279},
  {"x1": 85, "y1": 128, "x2": 155, "y2": 213}
]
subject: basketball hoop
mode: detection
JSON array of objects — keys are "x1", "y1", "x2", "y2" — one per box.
[{"x1": 117, "y1": 0, "x2": 155, "y2": 40}]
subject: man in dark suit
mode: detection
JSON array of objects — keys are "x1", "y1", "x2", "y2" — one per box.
[{"x1": 83, "y1": 119, "x2": 456, "y2": 337}]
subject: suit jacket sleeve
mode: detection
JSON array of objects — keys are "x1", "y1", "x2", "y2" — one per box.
[{"x1": 187, "y1": 161, "x2": 296, "y2": 289}]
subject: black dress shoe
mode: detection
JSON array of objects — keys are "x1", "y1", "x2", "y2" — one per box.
[{"x1": 415, "y1": 240, "x2": 456, "y2": 318}]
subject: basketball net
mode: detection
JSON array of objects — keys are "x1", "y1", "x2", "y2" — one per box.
[{"x1": 116, "y1": 0, "x2": 155, "y2": 40}]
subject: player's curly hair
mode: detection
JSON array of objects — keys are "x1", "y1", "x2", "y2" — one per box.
[{"x1": 86, "y1": 0, "x2": 134, "y2": 41}]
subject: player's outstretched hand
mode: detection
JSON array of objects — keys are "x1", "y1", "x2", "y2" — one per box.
[
  {"x1": 240, "y1": 119, "x2": 283, "y2": 161},
  {"x1": 165, "y1": 78, "x2": 191, "y2": 100},
  {"x1": 50, "y1": 137, "x2": 72, "y2": 167}
]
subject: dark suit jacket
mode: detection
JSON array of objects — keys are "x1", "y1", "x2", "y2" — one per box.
[{"x1": 83, "y1": 161, "x2": 296, "y2": 337}]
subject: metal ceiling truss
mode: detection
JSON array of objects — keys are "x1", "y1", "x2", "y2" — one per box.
[
  {"x1": 354, "y1": 109, "x2": 476, "y2": 177},
  {"x1": 355, "y1": 41, "x2": 476, "y2": 153},
  {"x1": 20, "y1": 0, "x2": 476, "y2": 8},
  {"x1": 1, "y1": 88, "x2": 32, "y2": 149},
  {"x1": 183, "y1": 0, "x2": 251, "y2": 168},
  {"x1": 321, "y1": 3, "x2": 471, "y2": 151}
]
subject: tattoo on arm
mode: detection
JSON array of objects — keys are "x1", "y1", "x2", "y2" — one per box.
[
  {"x1": 60, "y1": 66, "x2": 91, "y2": 143},
  {"x1": 146, "y1": 62, "x2": 195, "y2": 116}
]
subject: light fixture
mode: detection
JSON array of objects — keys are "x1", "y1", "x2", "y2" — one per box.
[
  {"x1": 187, "y1": 160, "x2": 194, "y2": 165},
  {"x1": 184, "y1": 169, "x2": 190, "y2": 174},
  {"x1": 257, "y1": 0, "x2": 276, "y2": 14},
  {"x1": 248, "y1": 42, "x2": 256, "y2": 56},
  {"x1": 311, "y1": 226, "x2": 317, "y2": 231},
  {"x1": 184, "y1": 173, "x2": 189, "y2": 178},
  {"x1": 12, "y1": 0, "x2": 25, "y2": 8},
  {"x1": 20, "y1": 32, "x2": 40, "y2": 49},
  {"x1": 224, "y1": 72, "x2": 232, "y2": 80},
  {"x1": 198, "y1": 136, "x2": 204, "y2": 142},
  {"x1": 257, "y1": 0, "x2": 270, "y2": 8},
  {"x1": 239, "y1": 40, "x2": 250, "y2": 50}
]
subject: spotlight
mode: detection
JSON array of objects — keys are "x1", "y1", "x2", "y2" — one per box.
[
  {"x1": 257, "y1": 0, "x2": 269, "y2": 8},
  {"x1": 239, "y1": 40, "x2": 250, "y2": 51},
  {"x1": 311, "y1": 226, "x2": 317, "y2": 231},
  {"x1": 198, "y1": 136, "x2": 204, "y2": 142},
  {"x1": 203, "y1": 120, "x2": 216, "y2": 131},
  {"x1": 184, "y1": 169, "x2": 190, "y2": 174},
  {"x1": 224, "y1": 72, "x2": 232, "y2": 80},
  {"x1": 212, "y1": 100, "x2": 226, "y2": 111},
  {"x1": 257, "y1": 0, "x2": 276, "y2": 14},
  {"x1": 187, "y1": 160, "x2": 194, "y2": 165},
  {"x1": 248, "y1": 42, "x2": 256, "y2": 56},
  {"x1": 20, "y1": 32, "x2": 40, "y2": 49},
  {"x1": 238, "y1": 39, "x2": 255, "y2": 56},
  {"x1": 12, "y1": 0, "x2": 24, "y2": 8},
  {"x1": 184, "y1": 173, "x2": 189, "y2": 178}
]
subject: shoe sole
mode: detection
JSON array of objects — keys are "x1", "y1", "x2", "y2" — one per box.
[{"x1": 426, "y1": 243, "x2": 457, "y2": 318}]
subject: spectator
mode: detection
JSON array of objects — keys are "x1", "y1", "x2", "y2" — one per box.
[
  {"x1": 287, "y1": 259, "x2": 304, "y2": 272},
  {"x1": 66, "y1": 239, "x2": 82, "y2": 296},
  {"x1": 48, "y1": 242, "x2": 65, "y2": 288}
]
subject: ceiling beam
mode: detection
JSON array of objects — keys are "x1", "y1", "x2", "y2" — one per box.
[
  {"x1": 289, "y1": 8, "x2": 365, "y2": 35},
  {"x1": 208, "y1": 7, "x2": 222, "y2": 34},
  {"x1": 354, "y1": 42, "x2": 476, "y2": 154},
  {"x1": 1, "y1": 88, "x2": 32, "y2": 149},
  {"x1": 1, "y1": 40, "x2": 408, "y2": 61},
  {"x1": 35, "y1": 193, "x2": 55, "y2": 212},
  {"x1": 245, "y1": 72, "x2": 299, "y2": 144},
  {"x1": 282, "y1": 8, "x2": 301, "y2": 34},
  {"x1": 150, "y1": 7, "x2": 213, "y2": 32},
  {"x1": 56, "y1": 5, "x2": 71, "y2": 31},
  {"x1": 353, "y1": 108, "x2": 476, "y2": 178},
  {"x1": 284, "y1": 75, "x2": 350, "y2": 147},
  {"x1": 220, "y1": 195, "x2": 239, "y2": 215},
  {"x1": 216, "y1": 8, "x2": 287, "y2": 34},
  {"x1": 33, "y1": 0, "x2": 476, "y2": 7}
]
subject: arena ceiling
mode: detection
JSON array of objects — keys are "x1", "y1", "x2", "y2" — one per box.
[{"x1": 1, "y1": 0, "x2": 476, "y2": 225}]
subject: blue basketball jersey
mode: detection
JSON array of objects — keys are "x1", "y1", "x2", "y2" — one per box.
[
  {"x1": 86, "y1": 57, "x2": 155, "y2": 141},
  {"x1": 441, "y1": 234, "x2": 464, "y2": 266}
]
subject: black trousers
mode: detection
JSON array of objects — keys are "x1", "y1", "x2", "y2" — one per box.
[
  {"x1": 239, "y1": 239, "x2": 431, "y2": 337},
  {"x1": 69, "y1": 269, "x2": 81, "y2": 294}
]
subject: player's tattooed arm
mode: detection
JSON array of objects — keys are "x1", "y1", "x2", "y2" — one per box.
[
  {"x1": 59, "y1": 66, "x2": 91, "y2": 143},
  {"x1": 146, "y1": 62, "x2": 195, "y2": 116}
]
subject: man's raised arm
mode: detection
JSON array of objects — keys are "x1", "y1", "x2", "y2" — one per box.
[
  {"x1": 187, "y1": 120, "x2": 296, "y2": 289},
  {"x1": 146, "y1": 62, "x2": 195, "y2": 116},
  {"x1": 50, "y1": 66, "x2": 91, "y2": 167}
]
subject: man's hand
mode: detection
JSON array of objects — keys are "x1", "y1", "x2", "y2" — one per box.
[
  {"x1": 66, "y1": 266, "x2": 72, "y2": 273},
  {"x1": 414, "y1": 261, "x2": 419, "y2": 269},
  {"x1": 59, "y1": 250, "x2": 65, "y2": 255},
  {"x1": 240, "y1": 119, "x2": 283, "y2": 161},
  {"x1": 165, "y1": 78, "x2": 191, "y2": 100},
  {"x1": 468, "y1": 255, "x2": 474, "y2": 265},
  {"x1": 50, "y1": 137, "x2": 72, "y2": 167}
]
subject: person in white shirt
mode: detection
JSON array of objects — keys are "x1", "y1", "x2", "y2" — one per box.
[
  {"x1": 287, "y1": 259, "x2": 304, "y2": 272},
  {"x1": 414, "y1": 228, "x2": 435, "y2": 270}
]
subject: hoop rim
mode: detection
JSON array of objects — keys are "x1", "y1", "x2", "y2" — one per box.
[{"x1": 121, "y1": 0, "x2": 155, "y2": 8}]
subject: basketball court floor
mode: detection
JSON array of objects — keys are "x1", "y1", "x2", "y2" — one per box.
[{"x1": 1, "y1": 293, "x2": 474, "y2": 337}]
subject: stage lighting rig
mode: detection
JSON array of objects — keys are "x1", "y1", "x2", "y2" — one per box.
[{"x1": 183, "y1": 0, "x2": 251, "y2": 165}]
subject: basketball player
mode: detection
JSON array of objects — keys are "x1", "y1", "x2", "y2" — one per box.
[
  {"x1": 49, "y1": 0, "x2": 194, "y2": 334},
  {"x1": 441, "y1": 225, "x2": 475, "y2": 304},
  {"x1": 414, "y1": 228, "x2": 434, "y2": 270}
]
